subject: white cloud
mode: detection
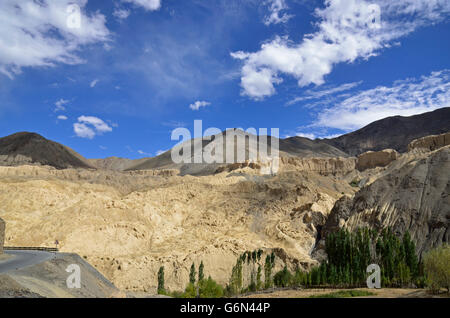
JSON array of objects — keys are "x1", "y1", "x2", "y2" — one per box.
[
  {"x1": 0, "y1": 0, "x2": 110, "y2": 78},
  {"x1": 189, "y1": 101, "x2": 211, "y2": 111},
  {"x1": 113, "y1": 8, "x2": 131, "y2": 20},
  {"x1": 313, "y1": 70, "x2": 450, "y2": 131},
  {"x1": 55, "y1": 98, "x2": 70, "y2": 112},
  {"x1": 156, "y1": 149, "x2": 167, "y2": 156},
  {"x1": 73, "y1": 115, "x2": 113, "y2": 139},
  {"x1": 122, "y1": 0, "x2": 161, "y2": 11},
  {"x1": 232, "y1": 0, "x2": 450, "y2": 100},
  {"x1": 264, "y1": 0, "x2": 293, "y2": 25},
  {"x1": 57, "y1": 115, "x2": 68, "y2": 120},
  {"x1": 73, "y1": 123, "x2": 96, "y2": 139},
  {"x1": 90, "y1": 79, "x2": 99, "y2": 88},
  {"x1": 286, "y1": 81, "x2": 362, "y2": 106}
]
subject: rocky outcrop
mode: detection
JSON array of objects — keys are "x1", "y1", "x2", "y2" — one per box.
[
  {"x1": 280, "y1": 156, "x2": 357, "y2": 175},
  {"x1": 0, "y1": 217, "x2": 5, "y2": 254},
  {"x1": 408, "y1": 132, "x2": 450, "y2": 152},
  {"x1": 322, "y1": 146, "x2": 450, "y2": 256},
  {"x1": 356, "y1": 149, "x2": 399, "y2": 171}
]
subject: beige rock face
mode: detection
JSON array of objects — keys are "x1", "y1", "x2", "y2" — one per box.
[
  {"x1": 322, "y1": 146, "x2": 450, "y2": 256},
  {"x1": 408, "y1": 132, "x2": 450, "y2": 152},
  {"x1": 356, "y1": 149, "x2": 399, "y2": 171},
  {"x1": 0, "y1": 217, "x2": 4, "y2": 254},
  {"x1": 280, "y1": 156, "x2": 357, "y2": 174},
  {"x1": 0, "y1": 160, "x2": 357, "y2": 292}
]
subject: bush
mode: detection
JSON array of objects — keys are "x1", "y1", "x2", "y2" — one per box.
[
  {"x1": 310, "y1": 290, "x2": 375, "y2": 298},
  {"x1": 423, "y1": 244, "x2": 450, "y2": 294},
  {"x1": 199, "y1": 276, "x2": 224, "y2": 298},
  {"x1": 182, "y1": 282, "x2": 197, "y2": 298},
  {"x1": 273, "y1": 266, "x2": 293, "y2": 288}
]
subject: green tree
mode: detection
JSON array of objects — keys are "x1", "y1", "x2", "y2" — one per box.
[
  {"x1": 229, "y1": 258, "x2": 243, "y2": 295},
  {"x1": 274, "y1": 266, "x2": 293, "y2": 287},
  {"x1": 198, "y1": 261, "x2": 205, "y2": 282},
  {"x1": 257, "y1": 249, "x2": 263, "y2": 261},
  {"x1": 189, "y1": 263, "x2": 196, "y2": 285},
  {"x1": 403, "y1": 232, "x2": 419, "y2": 278},
  {"x1": 256, "y1": 265, "x2": 262, "y2": 290},
  {"x1": 157, "y1": 266, "x2": 165, "y2": 294},
  {"x1": 264, "y1": 255, "x2": 273, "y2": 289}
]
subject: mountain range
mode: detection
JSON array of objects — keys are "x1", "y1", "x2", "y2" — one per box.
[{"x1": 1, "y1": 107, "x2": 449, "y2": 172}]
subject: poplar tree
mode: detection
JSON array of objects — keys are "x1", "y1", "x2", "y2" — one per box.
[
  {"x1": 198, "y1": 261, "x2": 205, "y2": 282},
  {"x1": 157, "y1": 266, "x2": 165, "y2": 294},
  {"x1": 189, "y1": 263, "x2": 196, "y2": 285}
]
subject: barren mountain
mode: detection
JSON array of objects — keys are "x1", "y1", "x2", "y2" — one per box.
[
  {"x1": 128, "y1": 108, "x2": 450, "y2": 174},
  {"x1": 127, "y1": 129, "x2": 348, "y2": 175},
  {"x1": 322, "y1": 107, "x2": 450, "y2": 155},
  {"x1": 0, "y1": 132, "x2": 94, "y2": 169},
  {"x1": 88, "y1": 157, "x2": 150, "y2": 171}
]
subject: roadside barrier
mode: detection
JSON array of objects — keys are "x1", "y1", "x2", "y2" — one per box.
[{"x1": 4, "y1": 246, "x2": 59, "y2": 252}]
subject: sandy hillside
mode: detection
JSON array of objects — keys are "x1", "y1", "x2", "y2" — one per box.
[{"x1": 0, "y1": 158, "x2": 359, "y2": 293}]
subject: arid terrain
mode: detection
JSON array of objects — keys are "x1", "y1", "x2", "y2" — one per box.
[{"x1": 0, "y1": 110, "x2": 449, "y2": 295}]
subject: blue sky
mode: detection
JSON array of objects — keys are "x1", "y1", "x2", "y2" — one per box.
[{"x1": 0, "y1": 0, "x2": 449, "y2": 159}]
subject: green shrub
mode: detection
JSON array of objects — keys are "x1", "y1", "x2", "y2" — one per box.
[
  {"x1": 273, "y1": 265, "x2": 293, "y2": 287},
  {"x1": 310, "y1": 290, "x2": 375, "y2": 298},
  {"x1": 182, "y1": 282, "x2": 197, "y2": 298},
  {"x1": 199, "y1": 276, "x2": 224, "y2": 298},
  {"x1": 423, "y1": 244, "x2": 450, "y2": 294}
]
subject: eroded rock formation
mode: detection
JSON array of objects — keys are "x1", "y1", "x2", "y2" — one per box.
[
  {"x1": 356, "y1": 149, "x2": 399, "y2": 171},
  {"x1": 322, "y1": 146, "x2": 450, "y2": 256},
  {"x1": 408, "y1": 132, "x2": 450, "y2": 152}
]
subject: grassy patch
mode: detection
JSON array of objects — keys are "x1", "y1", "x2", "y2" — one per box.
[
  {"x1": 349, "y1": 180, "x2": 360, "y2": 187},
  {"x1": 310, "y1": 290, "x2": 376, "y2": 298}
]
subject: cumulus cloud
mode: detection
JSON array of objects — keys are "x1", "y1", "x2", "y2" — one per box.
[
  {"x1": 73, "y1": 123, "x2": 96, "y2": 139},
  {"x1": 232, "y1": 0, "x2": 450, "y2": 100},
  {"x1": 73, "y1": 115, "x2": 113, "y2": 139},
  {"x1": 0, "y1": 0, "x2": 110, "y2": 78},
  {"x1": 189, "y1": 101, "x2": 211, "y2": 111},
  {"x1": 264, "y1": 0, "x2": 293, "y2": 25},
  {"x1": 55, "y1": 99, "x2": 70, "y2": 112},
  {"x1": 122, "y1": 0, "x2": 161, "y2": 11},
  {"x1": 313, "y1": 70, "x2": 450, "y2": 131},
  {"x1": 57, "y1": 115, "x2": 68, "y2": 120}
]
